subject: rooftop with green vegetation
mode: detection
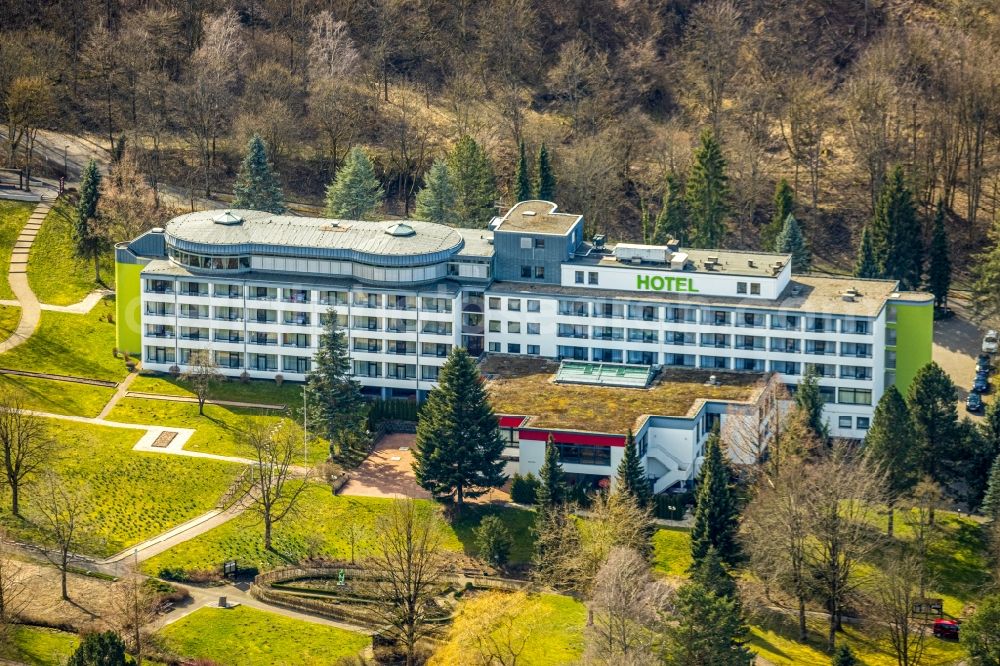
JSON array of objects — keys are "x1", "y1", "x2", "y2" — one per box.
[{"x1": 481, "y1": 356, "x2": 764, "y2": 433}]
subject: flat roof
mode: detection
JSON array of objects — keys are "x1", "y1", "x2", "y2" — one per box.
[
  {"x1": 453, "y1": 228, "x2": 495, "y2": 258},
  {"x1": 490, "y1": 274, "x2": 903, "y2": 317},
  {"x1": 495, "y1": 201, "x2": 581, "y2": 235},
  {"x1": 578, "y1": 246, "x2": 792, "y2": 278},
  {"x1": 482, "y1": 355, "x2": 764, "y2": 433}
]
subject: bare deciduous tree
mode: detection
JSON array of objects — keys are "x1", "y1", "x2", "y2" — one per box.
[
  {"x1": 3, "y1": 76, "x2": 56, "y2": 186},
  {"x1": 181, "y1": 350, "x2": 221, "y2": 416},
  {"x1": 32, "y1": 473, "x2": 87, "y2": 601},
  {"x1": 872, "y1": 554, "x2": 929, "y2": 666},
  {"x1": 240, "y1": 419, "x2": 309, "y2": 551},
  {"x1": 0, "y1": 389, "x2": 53, "y2": 517},
  {"x1": 438, "y1": 590, "x2": 543, "y2": 666},
  {"x1": 98, "y1": 146, "x2": 171, "y2": 245},
  {"x1": 109, "y1": 569, "x2": 159, "y2": 666},
  {"x1": 0, "y1": 539, "x2": 27, "y2": 645},
  {"x1": 678, "y1": 0, "x2": 744, "y2": 138},
  {"x1": 779, "y1": 72, "x2": 832, "y2": 212}
]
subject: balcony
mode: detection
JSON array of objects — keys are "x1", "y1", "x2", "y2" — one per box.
[
  {"x1": 248, "y1": 337, "x2": 277, "y2": 346},
  {"x1": 145, "y1": 331, "x2": 173, "y2": 339},
  {"x1": 145, "y1": 287, "x2": 174, "y2": 295},
  {"x1": 283, "y1": 316, "x2": 311, "y2": 327},
  {"x1": 215, "y1": 335, "x2": 244, "y2": 343},
  {"x1": 248, "y1": 294, "x2": 278, "y2": 302}
]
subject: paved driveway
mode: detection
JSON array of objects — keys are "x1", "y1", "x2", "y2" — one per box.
[
  {"x1": 933, "y1": 297, "x2": 992, "y2": 418},
  {"x1": 338, "y1": 433, "x2": 431, "y2": 499}
]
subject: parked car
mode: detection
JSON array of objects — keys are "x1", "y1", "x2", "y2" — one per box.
[
  {"x1": 932, "y1": 619, "x2": 960, "y2": 640},
  {"x1": 978, "y1": 354, "x2": 993, "y2": 374},
  {"x1": 985, "y1": 330, "x2": 999, "y2": 354},
  {"x1": 973, "y1": 374, "x2": 990, "y2": 393},
  {"x1": 967, "y1": 392, "x2": 984, "y2": 412}
]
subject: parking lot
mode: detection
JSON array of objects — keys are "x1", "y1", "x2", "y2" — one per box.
[{"x1": 933, "y1": 297, "x2": 994, "y2": 418}]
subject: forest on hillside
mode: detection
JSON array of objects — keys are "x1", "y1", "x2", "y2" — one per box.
[{"x1": 3, "y1": 0, "x2": 1000, "y2": 274}]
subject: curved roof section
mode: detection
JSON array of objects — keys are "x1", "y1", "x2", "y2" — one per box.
[{"x1": 164, "y1": 209, "x2": 465, "y2": 266}]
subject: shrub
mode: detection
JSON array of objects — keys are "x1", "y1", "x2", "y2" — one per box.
[
  {"x1": 239, "y1": 371, "x2": 250, "y2": 384},
  {"x1": 474, "y1": 515, "x2": 513, "y2": 567},
  {"x1": 168, "y1": 364, "x2": 181, "y2": 377},
  {"x1": 275, "y1": 373, "x2": 284, "y2": 386},
  {"x1": 510, "y1": 473, "x2": 539, "y2": 505},
  {"x1": 112, "y1": 347, "x2": 119, "y2": 358}
]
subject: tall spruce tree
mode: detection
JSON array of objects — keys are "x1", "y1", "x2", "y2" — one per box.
[
  {"x1": 870, "y1": 166, "x2": 922, "y2": 289},
  {"x1": 415, "y1": 160, "x2": 458, "y2": 226},
  {"x1": 927, "y1": 200, "x2": 951, "y2": 307},
  {"x1": 795, "y1": 366, "x2": 828, "y2": 442},
  {"x1": 325, "y1": 146, "x2": 384, "y2": 219},
  {"x1": 831, "y1": 645, "x2": 859, "y2": 666},
  {"x1": 513, "y1": 140, "x2": 532, "y2": 202},
  {"x1": 854, "y1": 225, "x2": 879, "y2": 278},
  {"x1": 536, "y1": 434, "x2": 567, "y2": 509},
  {"x1": 232, "y1": 134, "x2": 286, "y2": 214},
  {"x1": 690, "y1": 429, "x2": 739, "y2": 566},
  {"x1": 306, "y1": 308, "x2": 366, "y2": 454},
  {"x1": 864, "y1": 385, "x2": 918, "y2": 536},
  {"x1": 907, "y1": 362, "x2": 958, "y2": 485},
  {"x1": 615, "y1": 429, "x2": 651, "y2": 508},
  {"x1": 690, "y1": 545, "x2": 737, "y2": 600},
  {"x1": 447, "y1": 135, "x2": 497, "y2": 227},
  {"x1": 75, "y1": 159, "x2": 105, "y2": 283},
  {"x1": 686, "y1": 129, "x2": 730, "y2": 248},
  {"x1": 653, "y1": 172, "x2": 687, "y2": 245},
  {"x1": 763, "y1": 178, "x2": 794, "y2": 249},
  {"x1": 774, "y1": 214, "x2": 811, "y2": 272},
  {"x1": 982, "y1": 454, "x2": 1000, "y2": 519},
  {"x1": 535, "y1": 143, "x2": 555, "y2": 201},
  {"x1": 972, "y1": 216, "x2": 1000, "y2": 322},
  {"x1": 413, "y1": 348, "x2": 506, "y2": 509},
  {"x1": 666, "y1": 580, "x2": 753, "y2": 666}
]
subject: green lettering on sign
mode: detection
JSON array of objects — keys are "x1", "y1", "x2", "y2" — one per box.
[{"x1": 635, "y1": 273, "x2": 699, "y2": 293}]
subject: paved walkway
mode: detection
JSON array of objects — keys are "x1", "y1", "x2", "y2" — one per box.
[
  {"x1": 0, "y1": 288, "x2": 112, "y2": 313},
  {"x1": 124, "y1": 391, "x2": 286, "y2": 410},
  {"x1": 98, "y1": 370, "x2": 140, "y2": 419},
  {"x1": 0, "y1": 199, "x2": 52, "y2": 353}
]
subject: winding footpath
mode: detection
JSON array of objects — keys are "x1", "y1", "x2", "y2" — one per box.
[{"x1": 0, "y1": 198, "x2": 52, "y2": 353}]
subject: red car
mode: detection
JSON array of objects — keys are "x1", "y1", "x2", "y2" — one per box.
[{"x1": 932, "y1": 619, "x2": 959, "y2": 640}]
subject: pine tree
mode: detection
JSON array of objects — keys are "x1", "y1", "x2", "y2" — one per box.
[
  {"x1": 513, "y1": 140, "x2": 532, "y2": 202},
  {"x1": 325, "y1": 146, "x2": 384, "y2": 219},
  {"x1": 536, "y1": 434, "x2": 567, "y2": 509},
  {"x1": 306, "y1": 307, "x2": 366, "y2": 454},
  {"x1": 831, "y1": 644, "x2": 859, "y2": 666},
  {"x1": 686, "y1": 129, "x2": 730, "y2": 248},
  {"x1": 774, "y1": 214, "x2": 811, "y2": 272},
  {"x1": 447, "y1": 135, "x2": 497, "y2": 227},
  {"x1": 927, "y1": 200, "x2": 951, "y2": 308},
  {"x1": 413, "y1": 348, "x2": 506, "y2": 510},
  {"x1": 68, "y1": 631, "x2": 128, "y2": 666},
  {"x1": 907, "y1": 362, "x2": 958, "y2": 485},
  {"x1": 972, "y1": 216, "x2": 1000, "y2": 322},
  {"x1": 795, "y1": 365, "x2": 828, "y2": 442},
  {"x1": 870, "y1": 166, "x2": 922, "y2": 289},
  {"x1": 415, "y1": 160, "x2": 458, "y2": 226},
  {"x1": 615, "y1": 430, "x2": 651, "y2": 507},
  {"x1": 233, "y1": 134, "x2": 286, "y2": 214},
  {"x1": 982, "y1": 454, "x2": 1000, "y2": 519},
  {"x1": 763, "y1": 178, "x2": 794, "y2": 249},
  {"x1": 690, "y1": 430, "x2": 739, "y2": 566},
  {"x1": 653, "y1": 173, "x2": 687, "y2": 245},
  {"x1": 854, "y1": 225, "x2": 879, "y2": 279},
  {"x1": 666, "y1": 581, "x2": 753, "y2": 666},
  {"x1": 864, "y1": 385, "x2": 918, "y2": 536},
  {"x1": 75, "y1": 159, "x2": 105, "y2": 283},
  {"x1": 535, "y1": 143, "x2": 555, "y2": 201}
]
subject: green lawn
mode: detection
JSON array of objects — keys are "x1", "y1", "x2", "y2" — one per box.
[
  {"x1": 0, "y1": 420, "x2": 242, "y2": 557},
  {"x1": 143, "y1": 486, "x2": 533, "y2": 577},
  {"x1": 0, "y1": 200, "x2": 34, "y2": 300},
  {"x1": 131, "y1": 373, "x2": 305, "y2": 406},
  {"x1": 158, "y1": 605, "x2": 369, "y2": 666},
  {"x1": 0, "y1": 374, "x2": 114, "y2": 417},
  {"x1": 0, "y1": 304, "x2": 20, "y2": 339},
  {"x1": 27, "y1": 197, "x2": 114, "y2": 305},
  {"x1": 106, "y1": 397, "x2": 329, "y2": 465},
  {"x1": 0, "y1": 625, "x2": 79, "y2": 665},
  {"x1": 0, "y1": 297, "x2": 128, "y2": 381},
  {"x1": 652, "y1": 526, "x2": 692, "y2": 578}
]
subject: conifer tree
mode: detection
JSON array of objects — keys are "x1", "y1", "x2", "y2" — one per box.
[
  {"x1": 982, "y1": 454, "x2": 1000, "y2": 520},
  {"x1": 653, "y1": 173, "x2": 687, "y2": 245},
  {"x1": 68, "y1": 631, "x2": 128, "y2": 666},
  {"x1": 762, "y1": 178, "x2": 794, "y2": 249},
  {"x1": 864, "y1": 385, "x2": 918, "y2": 535},
  {"x1": 75, "y1": 159, "x2": 105, "y2": 283},
  {"x1": 855, "y1": 225, "x2": 879, "y2": 279},
  {"x1": 795, "y1": 366, "x2": 828, "y2": 442},
  {"x1": 831, "y1": 644, "x2": 859, "y2": 666},
  {"x1": 232, "y1": 134, "x2": 286, "y2": 214},
  {"x1": 447, "y1": 135, "x2": 497, "y2": 227},
  {"x1": 686, "y1": 129, "x2": 730, "y2": 248},
  {"x1": 690, "y1": 429, "x2": 739, "y2": 566},
  {"x1": 927, "y1": 200, "x2": 951, "y2": 307},
  {"x1": 972, "y1": 216, "x2": 1000, "y2": 322},
  {"x1": 666, "y1": 581, "x2": 753, "y2": 666},
  {"x1": 774, "y1": 214, "x2": 811, "y2": 272},
  {"x1": 907, "y1": 362, "x2": 958, "y2": 485},
  {"x1": 870, "y1": 166, "x2": 922, "y2": 289},
  {"x1": 415, "y1": 160, "x2": 458, "y2": 226},
  {"x1": 413, "y1": 348, "x2": 506, "y2": 510},
  {"x1": 513, "y1": 140, "x2": 532, "y2": 202},
  {"x1": 535, "y1": 143, "x2": 555, "y2": 201},
  {"x1": 690, "y1": 546, "x2": 737, "y2": 600},
  {"x1": 306, "y1": 308, "x2": 366, "y2": 454},
  {"x1": 536, "y1": 434, "x2": 566, "y2": 509},
  {"x1": 615, "y1": 429, "x2": 650, "y2": 508},
  {"x1": 325, "y1": 146, "x2": 384, "y2": 219}
]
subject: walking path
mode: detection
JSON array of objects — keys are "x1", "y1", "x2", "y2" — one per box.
[
  {"x1": 98, "y1": 370, "x2": 139, "y2": 419},
  {"x1": 0, "y1": 288, "x2": 112, "y2": 313},
  {"x1": 124, "y1": 391, "x2": 286, "y2": 410},
  {"x1": 0, "y1": 198, "x2": 52, "y2": 353}
]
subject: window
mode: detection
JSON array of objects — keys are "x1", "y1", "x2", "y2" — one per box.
[
  {"x1": 508, "y1": 321, "x2": 521, "y2": 333},
  {"x1": 527, "y1": 344, "x2": 540, "y2": 355},
  {"x1": 750, "y1": 283, "x2": 761, "y2": 295},
  {"x1": 857, "y1": 417, "x2": 870, "y2": 430},
  {"x1": 771, "y1": 360, "x2": 800, "y2": 375},
  {"x1": 527, "y1": 299, "x2": 540, "y2": 312},
  {"x1": 839, "y1": 416, "x2": 853, "y2": 429},
  {"x1": 488, "y1": 297, "x2": 501, "y2": 309},
  {"x1": 535, "y1": 266, "x2": 545, "y2": 279},
  {"x1": 508, "y1": 343, "x2": 521, "y2": 353},
  {"x1": 713, "y1": 311, "x2": 729, "y2": 325},
  {"x1": 575, "y1": 271, "x2": 584, "y2": 284},
  {"x1": 527, "y1": 322, "x2": 540, "y2": 335},
  {"x1": 819, "y1": 386, "x2": 836, "y2": 403},
  {"x1": 588, "y1": 272, "x2": 599, "y2": 285},
  {"x1": 508, "y1": 299, "x2": 521, "y2": 311},
  {"x1": 488, "y1": 342, "x2": 501, "y2": 352},
  {"x1": 489, "y1": 320, "x2": 501, "y2": 332},
  {"x1": 534, "y1": 238, "x2": 545, "y2": 249},
  {"x1": 520, "y1": 237, "x2": 532, "y2": 249},
  {"x1": 852, "y1": 320, "x2": 869, "y2": 334},
  {"x1": 555, "y1": 443, "x2": 612, "y2": 466},
  {"x1": 521, "y1": 266, "x2": 532, "y2": 278},
  {"x1": 841, "y1": 342, "x2": 872, "y2": 358},
  {"x1": 737, "y1": 282, "x2": 747, "y2": 294},
  {"x1": 886, "y1": 328, "x2": 898, "y2": 345},
  {"x1": 838, "y1": 388, "x2": 872, "y2": 405}
]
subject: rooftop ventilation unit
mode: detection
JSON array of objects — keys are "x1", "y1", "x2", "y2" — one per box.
[
  {"x1": 593, "y1": 234, "x2": 606, "y2": 249},
  {"x1": 790, "y1": 285, "x2": 803, "y2": 296},
  {"x1": 522, "y1": 210, "x2": 537, "y2": 217},
  {"x1": 614, "y1": 243, "x2": 668, "y2": 264},
  {"x1": 670, "y1": 252, "x2": 688, "y2": 270},
  {"x1": 748, "y1": 259, "x2": 756, "y2": 268}
]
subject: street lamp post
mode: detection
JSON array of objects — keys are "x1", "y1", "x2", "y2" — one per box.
[{"x1": 63, "y1": 145, "x2": 68, "y2": 178}]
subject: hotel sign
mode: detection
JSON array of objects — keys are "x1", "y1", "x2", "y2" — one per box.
[{"x1": 636, "y1": 274, "x2": 699, "y2": 293}]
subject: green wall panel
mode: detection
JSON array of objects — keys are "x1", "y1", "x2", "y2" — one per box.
[
  {"x1": 115, "y1": 261, "x2": 143, "y2": 355},
  {"x1": 891, "y1": 300, "x2": 934, "y2": 394}
]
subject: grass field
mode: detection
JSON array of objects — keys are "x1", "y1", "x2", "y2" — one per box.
[
  {"x1": 158, "y1": 605, "x2": 369, "y2": 666},
  {"x1": 27, "y1": 197, "x2": 114, "y2": 305},
  {"x1": 652, "y1": 526, "x2": 693, "y2": 578},
  {"x1": 143, "y1": 486, "x2": 534, "y2": 577},
  {"x1": 106, "y1": 397, "x2": 329, "y2": 465},
  {"x1": 0, "y1": 625, "x2": 80, "y2": 665},
  {"x1": 0, "y1": 374, "x2": 114, "y2": 417},
  {"x1": 0, "y1": 297, "x2": 127, "y2": 381},
  {"x1": 0, "y1": 304, "x2": 21, "y2": 339},
  {"x1": 0, "y1": 200, "x2": 34, "y2": 300},
  {"x1": 131, "y1": 373, "x2": 305, "y2": 406},
  {"x1": 0, "y1": 420, "x2": 242, "y2": 557}
]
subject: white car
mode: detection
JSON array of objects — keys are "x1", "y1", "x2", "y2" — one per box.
[{"x1": 984, "y1": 330, "x2": 999, "y2": 355}]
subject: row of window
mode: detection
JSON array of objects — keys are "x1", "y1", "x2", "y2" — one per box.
[
  {"x1": 145, "y1": 347, "x2": 312, "y2": 373},
  {"x1": 839, "y1": 416, "x2": 871, "y2": 430}
]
